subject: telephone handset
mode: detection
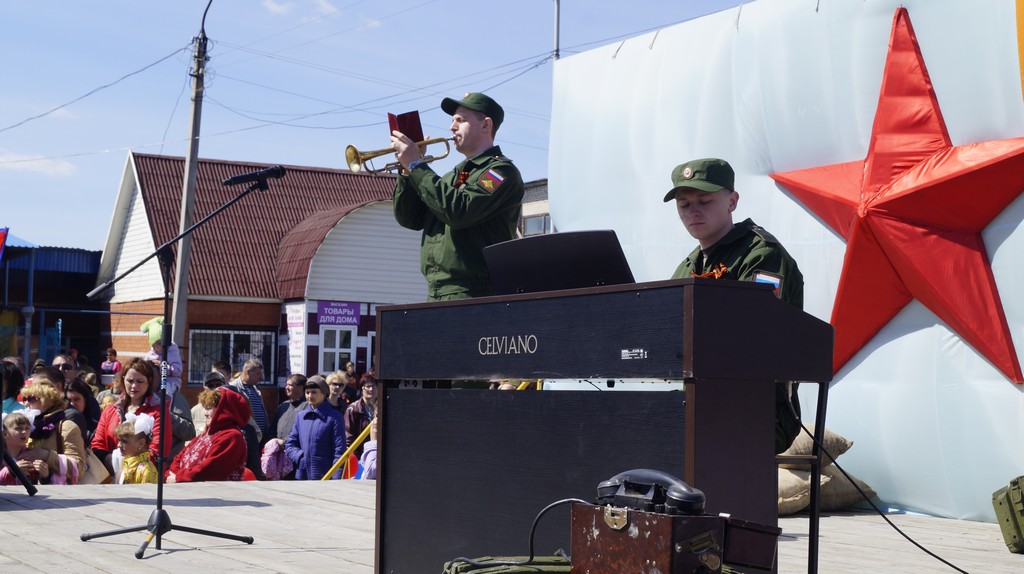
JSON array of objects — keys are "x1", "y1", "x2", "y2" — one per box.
[{"x1": 596, "y1": 468, "x2": 706, "y2": 515}]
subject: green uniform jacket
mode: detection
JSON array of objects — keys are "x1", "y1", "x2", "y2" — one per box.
[
  {"x1": 672, "y1": 218, "x2": 805, "y2": 453},
  {"x1": 672, "y1": 218, "x2": 803, "y2": 307},
  {"x1": 393, "y1": 145, "x2": 524, "y2": 301}
]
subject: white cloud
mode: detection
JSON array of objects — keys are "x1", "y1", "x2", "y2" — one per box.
[
  {"x1": 263, "y1": 0, "x2": 294, "y2": 15},
  {"x1": 0, "y1": 152, "x2": 77, "y2": 176},
  {"x1": 360, "y1": 16, "x2": 381, "y2": 29},
  {"x1": 312, "y1": 0, "x2": 338, "y2": 15}
]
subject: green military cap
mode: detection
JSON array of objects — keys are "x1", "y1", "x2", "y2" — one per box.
[
  {"x1": 663, "y1": 158, "x2": 735, "y2": 201},
  {"x1": 441, "y1": 92, "x2": 505, "y2": 131}
]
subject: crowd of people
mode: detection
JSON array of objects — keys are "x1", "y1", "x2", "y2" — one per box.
[
  {"x1": 4, "y1": 88, "x2": 806, "y2": 490},
  {"x1": 1, "y1": 350, "x2": 379, "y2": 486}
]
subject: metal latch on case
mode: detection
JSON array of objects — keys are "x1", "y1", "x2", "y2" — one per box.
[{"x1": 603, "y1": 506, "x2": 629, "y2": 530}]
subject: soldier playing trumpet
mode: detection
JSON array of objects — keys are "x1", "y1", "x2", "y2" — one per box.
[{"x1": 390, "y1": 92, "x2": 525, "y2": 302}]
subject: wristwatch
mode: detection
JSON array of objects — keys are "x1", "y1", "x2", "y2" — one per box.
[{"x1": 408, "y1": 158, "x2": 425, "y2": 171}]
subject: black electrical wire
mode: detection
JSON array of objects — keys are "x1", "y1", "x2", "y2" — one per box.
[
  {"x1": 207, "y1": 52, "x2": 553, "y2": 129},
  {"x1": 0, "y1": 45, "x2": 190, "y2": 135},
  {"x1": 0, "y1": 4, "x2": 737, "y2": 163},
  {"x1": 799, "y1": 423, "x2": 969, "y2": 573},
  {"x1": 445, "y1": 497, "x2": 587, "y2": 570}
]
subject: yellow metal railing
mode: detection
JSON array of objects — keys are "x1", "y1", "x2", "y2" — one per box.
[{"x1": 321, "y1": 420, "x2": 373, "y2": 480}]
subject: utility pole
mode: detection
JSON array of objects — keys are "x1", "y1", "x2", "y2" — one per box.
[
  {"x1": 553, "y1": 0, "x2": 561, "y2": 60},
  {"x1": 171, "y1": 1, "x2": 213, "y2": 350}
]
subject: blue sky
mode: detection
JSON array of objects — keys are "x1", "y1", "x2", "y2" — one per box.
[{"x1": 0, "y1": 0, "x2": 744, "y2": 250}]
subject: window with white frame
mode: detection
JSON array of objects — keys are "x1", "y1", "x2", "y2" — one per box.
[
  {"x1": 188, "y1": 328, "x2": 276, "y2": 385},
  {"x1": 319, "y1": 325, "x2": 356, "y2": 374}
]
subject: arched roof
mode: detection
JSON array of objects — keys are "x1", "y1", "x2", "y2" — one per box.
[
  {"x1": 130, "y1": 153, "x2": 394, "y2": 299},
  {"x1": 276, "y1": 205, "x2": 365, "y2": 300}
]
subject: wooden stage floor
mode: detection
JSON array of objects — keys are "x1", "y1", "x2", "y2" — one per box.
[{"x1": 1, "y1": 481, "x2": 1021, "y2": 573}]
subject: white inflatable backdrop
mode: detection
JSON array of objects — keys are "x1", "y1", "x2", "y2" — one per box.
[{"x1": 548, "y1": 0, "x2": 1024, "y2": 521}]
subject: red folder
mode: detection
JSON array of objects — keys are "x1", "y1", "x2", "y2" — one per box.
[{"x1": 388, "y1": 111, "x2": 424, "y2": 143}]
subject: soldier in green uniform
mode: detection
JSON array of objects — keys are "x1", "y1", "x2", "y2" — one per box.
[
  {"x1": 391, "y1": 92, "x2": 525, "y2": 301},
  {"x1": 664, "y1": 157, "x2": 804, "y2": 453}
]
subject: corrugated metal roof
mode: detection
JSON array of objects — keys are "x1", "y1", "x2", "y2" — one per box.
[
  {"x1": 2, "y1": 246, "x2": 101, "y2": 272},
  {"x1": 132, "y1": 153, "x2": 395, "y2": 299}
]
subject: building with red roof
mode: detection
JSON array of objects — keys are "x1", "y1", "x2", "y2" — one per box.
[{"x1": 94, "y1": 152, "x2": 427, "y2": 399}]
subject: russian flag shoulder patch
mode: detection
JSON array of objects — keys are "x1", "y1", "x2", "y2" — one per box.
[
  {"x1": 753, "y1": 271, "x2": 782, "y2": 298},
  {"x1": 478, "y1": 168, "x2": 505, "y2": 192}
]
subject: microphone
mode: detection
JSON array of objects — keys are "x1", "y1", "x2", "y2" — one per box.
[{"x1": 222, "y1": 165, "x2": 286, "y2": 186}]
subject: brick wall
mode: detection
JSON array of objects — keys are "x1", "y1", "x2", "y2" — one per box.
[
  {"x1": 107, "y1": 300, "x2": 164, "y2": 359},
  {"x1": 107, "y1": 298, "x2": 283, "y2": 412}
]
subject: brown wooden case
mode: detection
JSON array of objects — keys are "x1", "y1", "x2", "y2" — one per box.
[{"x1": 570, "y1": 503, "x2": 780, "y2": 574}]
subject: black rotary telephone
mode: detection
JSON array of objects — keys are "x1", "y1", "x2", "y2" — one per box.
[{"x1": 596, "y1": 469, "x2": 706, "y2": 515}]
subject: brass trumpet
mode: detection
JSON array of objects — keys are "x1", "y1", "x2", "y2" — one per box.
[{"x1": 345, "y1": 137, "x2": 453, "y2": 174}]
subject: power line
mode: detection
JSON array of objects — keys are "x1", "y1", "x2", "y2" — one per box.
[
  {"x1": 236, "y1": 0, "x2": 442, "y2": 58},
  {"x1": 193, "y1": 53, "x2": 554, "y2": 129},
  {"x1": 220, "y1": 0, "x2": 372, "y2": 50},
  {"x1": 0, "y1": 1, "x2": 710, "y2": 165},
  {"x1": 559, "y1": 7, "x2": 742, "y2": 55},
  {"x1": 0, "y1": 51, "x2": 553, "y2": 167},
  {"x1": 0, "y1": 45, "x2": 191, "y2": 135},
  {"x1": 159, "y1": 69, "x2": 194, "y2": 156}
]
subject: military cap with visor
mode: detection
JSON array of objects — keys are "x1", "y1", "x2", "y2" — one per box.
[
  {"x1": 663, "y1": 158, "x2": 736, "y2": 202},
  {"x1": 441, "y1": 92, "x2": 505, "y2": 131}
]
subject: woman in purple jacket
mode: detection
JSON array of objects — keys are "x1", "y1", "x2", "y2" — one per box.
[{"x1": 284, "y1": 376, "x2": 347, "y2": 480}]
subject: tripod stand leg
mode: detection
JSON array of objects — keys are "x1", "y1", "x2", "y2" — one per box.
[
  {"x1": 3, "y1": 450, "x2": 38, "y2": 496},
  {"x1": 80, "y1": 524, "x2": 149, "y2": 542},
  {"x1": 134, "y1": 508, "x2": 172, "y2": 559},
  {"x1": 131, "y1": 510, "x2": 253, "y2": 558},
  {"x1": 172, "y1": 523, "x2": 255, "y2": 544}
]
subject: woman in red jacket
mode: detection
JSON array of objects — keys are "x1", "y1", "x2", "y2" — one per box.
[
  {"x1": 91, "y1": 358, "x2": 166, "y2": 477},
  {"x1": 166, "y1": 388, "x2": 248, "y2": 482}
]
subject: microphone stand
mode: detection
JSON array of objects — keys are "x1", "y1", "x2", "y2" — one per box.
[
  {"x1": 80, "y1": 176, "x2": 275, "y2": 558},
  {"x1": 2, "y1": 435, "x2": 38, "y2": 496}
]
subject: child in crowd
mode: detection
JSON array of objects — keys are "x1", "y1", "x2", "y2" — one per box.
[
  {"x1": 100, "y1": 348, "x2": 122, "y2": 375},
  {"x1": 1, "y1": 410, "x2": 45, "y2": 484},
  {"x1": 358, "y1": 416, "x2": 378, "y2": 480},
  {"x1": 114, "y1": 413, "x2": 158, "y2": 484},
  {"x1": 98, "y1": 393, "x2": 117, "y2": 412}
]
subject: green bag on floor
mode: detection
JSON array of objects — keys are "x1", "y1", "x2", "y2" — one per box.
[
  {"x1": 993, "y1": 475, "x2": 1024, "y2": 553},
  {"x1": 442, "y1": 555, "x2": 570, "y2": 573}
]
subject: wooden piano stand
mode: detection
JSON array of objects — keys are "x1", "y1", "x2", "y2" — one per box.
[{"x1": 372, "y1": 279, "x2": 833, "y2": 574}]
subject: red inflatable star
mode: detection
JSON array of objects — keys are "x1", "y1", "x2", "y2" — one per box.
[{"x1": 771, "y1": 8, "x2": 1024, "y2": 382}]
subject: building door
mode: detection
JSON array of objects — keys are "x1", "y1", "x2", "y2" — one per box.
[{"x1": 319, "y1": 325, "x2": 355, "y2": 374}]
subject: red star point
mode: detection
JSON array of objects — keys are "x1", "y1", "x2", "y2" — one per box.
[{"x1": 770, "y1": 8, "x2": 1024, "y2": 382}]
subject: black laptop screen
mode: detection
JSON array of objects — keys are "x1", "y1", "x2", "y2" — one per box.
[{"x1": 484, "y1": 230, "x2": 635, "y2": 295}]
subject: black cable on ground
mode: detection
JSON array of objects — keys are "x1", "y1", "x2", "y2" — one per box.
[
  {"x1": 799, "y1": 423, "x2": 969, "y2": 573},
  {"x1": 445, "y1": 497, "x2": 586, "y2": 570}
]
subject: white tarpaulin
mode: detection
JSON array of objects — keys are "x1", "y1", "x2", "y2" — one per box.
[{"x1": 549, "y1": 0, "x2": 1024, "y2": 521}]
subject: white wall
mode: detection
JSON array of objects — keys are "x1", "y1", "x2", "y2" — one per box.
[
  {"x1": 549, "y1": 0, "x2": 1024, "y2": 521},
  {"x1": 306, "y1": 200, "x2": 427, "y2": 305},
  {"x1": 106, "y1": 161, "x2": 165, "y2": 303}
]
